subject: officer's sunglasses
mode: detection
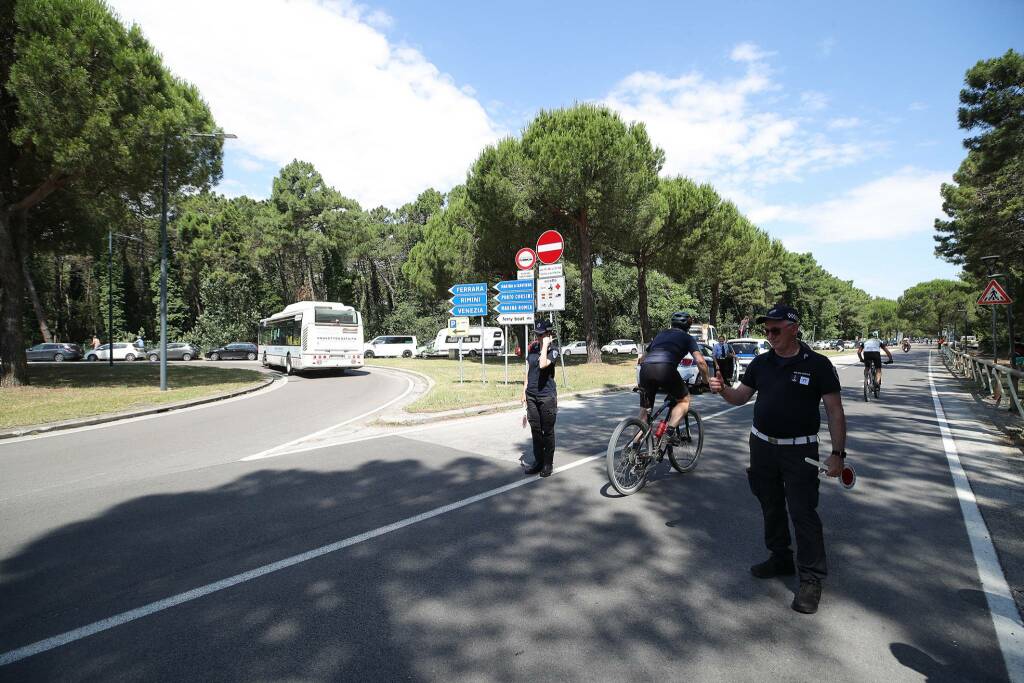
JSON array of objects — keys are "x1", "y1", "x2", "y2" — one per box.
[{"x1": 763, "y1": 325, "x2": 789, "y2": 337}]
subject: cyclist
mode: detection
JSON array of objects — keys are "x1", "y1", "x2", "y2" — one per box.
[
  {"x1": 857, "y1": 331, "x2": 893, "y2": 389},
  {"x1": 637, "y1": 311, "x2": 709, "y2": 446},
  {"x1": 902, "y1": 337, "x2": 911, "y2": 352}
]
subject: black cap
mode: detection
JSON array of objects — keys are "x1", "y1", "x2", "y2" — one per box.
[
  {"x1": 755, "y1": 305, "x2": 800, "y2": 324},
  {"x1": 534, "y1": 320, "x2": 553, "y2": 334}
]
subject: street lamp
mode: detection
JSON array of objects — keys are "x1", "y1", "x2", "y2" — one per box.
[
  {"x1": 159, "y1": 131, "x2": 237, "y2": 390},
  {"x1": 107, "y1": 231, "x2": 143, "y2": 367}
]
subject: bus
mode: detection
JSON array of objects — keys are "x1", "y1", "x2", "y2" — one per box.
[{"x1": 258, "y1": 301, "x2": 364, "y2": 374}]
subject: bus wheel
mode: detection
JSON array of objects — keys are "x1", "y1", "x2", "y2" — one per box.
[{"x1": 285, "y1": 355, "x2": 293, "y2": 375}]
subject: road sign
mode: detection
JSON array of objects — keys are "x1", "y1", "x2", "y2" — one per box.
[
  {"x1": 448, "y1": 283, "x2": 487, "y2": 295},
  {"x1": 536, "y1": 230, "x2": 564, "y2": 265},
  {"x1": 494, "y1": 291, "x2": 534, "y2": 303},
  {"x1": 515, "y1": 248, "x2": 537, "y2": 270},
  {"x1": 517, "y1": 269, "x2": 534, "y2": 280},
  {"x1": 978, "y1": 279, "x2": 1013, "y2": 305},
  {"x1": 448, "y1": 316, "x2": 470, "y2": 335},
  {"x1": 450, "y1": 293, "x2": 487, "y2": 306},
  {"x1": 495, "y1": 302, "x2": 535, "y2": 314},
  {"x1": 494, "y1": 280, "x2": 535, "y2": 293},
  {"x1": 450, "y1": 304, "x2": 487, "y2": 317},
  {"x1": 538, "y1": 263, "x2": 563, "y2": 278},
  {"x1": 498, "y1": 313, "x2": 535, "y2": 325},
  {"x1": 536, "y1": 276, "x2": 566, "y2": 312}
]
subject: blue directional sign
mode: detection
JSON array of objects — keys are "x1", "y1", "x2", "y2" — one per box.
[
  {"x1": 450, "y1": 304, "x2": 488, "y2": 317},
  {"x1": 493, "y1": 280, "x2": 534, "y2": 293},
  {"x1": 495, "y1": 302, "x2": 535, "y2": 314},
  {"x1": 494, "y1": 291, "x2": 534, "y2": 303},
  {"x1": 450, "y1": 293, "x2": 487, "y2": 306},
  {"x1": 449, "y1": 283, "x2": 487, "y2": 296}
]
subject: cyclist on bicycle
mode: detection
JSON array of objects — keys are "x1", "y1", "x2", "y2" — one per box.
[
  {"x1": 637, "y1": 311, "x2": 709, "y2": 446},
  {"x1": 857, "y1": 331, "x2": 893, "y2": 388}
]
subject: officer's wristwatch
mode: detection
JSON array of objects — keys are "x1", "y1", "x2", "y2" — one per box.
[{"x1": 831, "y1": 450, "x2": 847, "y2": 459}]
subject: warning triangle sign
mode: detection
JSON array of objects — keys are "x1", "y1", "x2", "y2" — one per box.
[{"x1": 977, "y1": 279, "x2": 1013, "y2": 305}]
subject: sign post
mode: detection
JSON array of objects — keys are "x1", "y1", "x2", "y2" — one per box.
[
  {"x1": 978, "y1": 278, "x2": 1013, "y2": 363},
  {"x1": 450, "y1": 282, "x2": 487, "y2": 384},
  {"x1": 535, "y1": 230, "x2": 568, "y2": 388}
]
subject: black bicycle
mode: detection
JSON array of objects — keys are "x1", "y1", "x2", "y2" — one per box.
[
  {"x1": 606, "y1": 389, "x2": 703, "y2": 495},
  {"x1": 862, "y1": 359, "x2": 892, "y2": 401}
]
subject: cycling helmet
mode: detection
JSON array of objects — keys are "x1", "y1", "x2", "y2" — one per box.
[{"x1": 670, "y1": 311, "x2": 693, "y2": 330}]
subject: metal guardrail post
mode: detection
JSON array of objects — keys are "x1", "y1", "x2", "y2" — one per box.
[{"x1": 941, "y1": 347, "x2": 1024, "y2": 420}]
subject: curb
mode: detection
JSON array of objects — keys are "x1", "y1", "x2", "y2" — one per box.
[
  {"x1": 375, "y1": 382, "x2": 637, "y2": 426},
  {"x1": 0, "y1": 374, "x2": 279, "y2": 440}
]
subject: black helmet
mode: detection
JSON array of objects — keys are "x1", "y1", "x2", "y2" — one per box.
[{"x1": 670, "y1": 311, "x2": 693, "y2": 330}]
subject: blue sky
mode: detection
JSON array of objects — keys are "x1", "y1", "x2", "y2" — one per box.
[{"x1": 111, "y1": 0, "x2": 1023, "y2": 299}]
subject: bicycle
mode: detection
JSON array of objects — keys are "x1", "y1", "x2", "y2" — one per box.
[
  {"x1": 862, "y1": 359, "x2": 892, "y2": 401},
  {"x1": 606, "y1": 389, "x2": 704, "y2": 495}
]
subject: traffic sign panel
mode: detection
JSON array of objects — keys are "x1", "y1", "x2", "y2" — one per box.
[
  {"x1": 517, "y1": 269, "x2": 534, "y2": 281},
  {"x1": 515, "y1": 248, "x2": 537, "y2": 270},
  {"x1": 495, "y1": 291, "x2": 534, "y2": 303},
  {"x1": 498, "y1": 313, "x2": 535, "y2": 325},
  {"x1": 538, "y1": 263, "x2": 563, "y2": 278},
  {"x1": 449, "y1": 283, "x2": 487, "y2": 295},
  {"x1": 495, "y1": 302, "x2": 535, "y2": 314},
  {"x1": 978, "y1": 279, "x2": 1012, "y2": 305},
  {"x1": 536, "y1": 276, "x2": 566, "y2": 312},
  {"x1": 450, "y1": 304, "x2": 487, "y2": 317},
  {"x1": 448, "y1": 316, "x2": 470, "y2": 335},
  {"x1": 450, "y1": 293, "x2": 487, "y2": 306},
  {"x1": 536, "y1": 230, "x2": 564, "y2": 265},
  {"x1": 494, "y1": 280, "x2": 535, "y2": 292}
]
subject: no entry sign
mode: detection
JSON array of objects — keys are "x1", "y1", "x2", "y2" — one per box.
[
  {"x1": 536, "y1": 230, "x2": 564, "y2": 265},
  {"x1": 515, "y1": 247, "x2": 537, "y2": 270}
]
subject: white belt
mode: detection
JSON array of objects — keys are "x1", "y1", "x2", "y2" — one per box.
[{"x1": 751, "y1": 426, "x2": 818, "y2": 446}]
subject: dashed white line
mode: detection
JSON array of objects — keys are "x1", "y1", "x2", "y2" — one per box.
[{"x1": 928, "y1": 353, "x2": 1024, "y2": 682}]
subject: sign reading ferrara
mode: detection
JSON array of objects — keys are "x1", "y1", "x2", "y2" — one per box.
[{"x1": 536, "y1": 276, "x2": 566, "y2": 312}]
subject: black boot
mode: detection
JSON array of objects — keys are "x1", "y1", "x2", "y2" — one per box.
[
  {"x1": 792, "y1": 579, "x2": 822, "y2": 614},
  {"x1": 539, "y1": 450, "x2": 554, "y2": 477},
  {"x1": 750, "y1": 554, "x2": 796, "y2": 579},
  {"x1": 524, "y1": 461, "x2": 543, "y2": 475}
]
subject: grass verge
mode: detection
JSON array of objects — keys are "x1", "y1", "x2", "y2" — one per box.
[
  {"x1": 0, "y1": 364, "x2": 265, "y2": 430},
  {"x1": 368, "y1": 355, "x2": 638, "y2": 412}
]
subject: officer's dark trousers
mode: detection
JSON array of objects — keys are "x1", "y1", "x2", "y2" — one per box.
[
  {"x1": 718, "y1": 357, "x2": 735, "y2": 382},
  {"x1": 747, "y1": 435, "x2": 827, "y2": 581},
  {"x1": 526, "y1": 393, "x2": 557, "y2": 467}
]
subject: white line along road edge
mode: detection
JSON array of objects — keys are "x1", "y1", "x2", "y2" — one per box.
[
  {"x1": 0, "y1": 403, "x2": 747, "y2": 666},
  {"x1": 928, "y1": 353, "x2": 1024, "y2": 683}
]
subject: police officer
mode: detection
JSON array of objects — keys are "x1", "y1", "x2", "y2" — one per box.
[
  {"x1": 521, "y1": 320, "x2": 559, "y2": 477},
  {"x1": 709, "y1": 304, "x2": 847, "y2": 614}
]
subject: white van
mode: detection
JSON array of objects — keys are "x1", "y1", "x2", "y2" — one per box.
[
  {"x1": 432, "y1": 326, "x2": 505, "y2": 357},
  {"x1": 688, "y1": 323, "x2": 718, "y2": 345},
  {"x1": 364, "y1": 335, "x2": 418, "y2": 358}
]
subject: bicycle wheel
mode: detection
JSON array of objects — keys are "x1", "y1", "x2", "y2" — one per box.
[
  {"x1": 607, "y1": 417, "x2": 652, "y2": 495},
  {"x1": 669, "y1": 409, "x2": 703, "y2": 474}
]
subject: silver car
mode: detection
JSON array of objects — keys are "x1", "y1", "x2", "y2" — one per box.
[{"x1": 147, "y1": 342, "x2": 199, "y2": 362}]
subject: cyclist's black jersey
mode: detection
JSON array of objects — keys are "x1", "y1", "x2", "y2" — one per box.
[{"x1": 642, "y1": 328, "x2": 699, "y2": 365}]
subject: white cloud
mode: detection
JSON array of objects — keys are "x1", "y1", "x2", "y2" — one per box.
[
  {"x1": 800, "y1": 90, "x2": 829, "y2": 111},
  {"x1": 827, "y1": 117, "x2": 861, "y2": 130},
  {"x1": 109, "y1": 0, "x2": 502, "y2": 208},
  {"x1": 909, "y1": 101, "x2": 929, "y2": 111},
  {"x1": 757, "y1": 167, "x2": 950, "y2": 248},
  {"x1": 603, "y1": 43, "x2": 867, "y2": 188}
]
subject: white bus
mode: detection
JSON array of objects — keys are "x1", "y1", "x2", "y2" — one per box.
[{"x1": 258, "y1": 301, "x2": 364, "y2": 374}]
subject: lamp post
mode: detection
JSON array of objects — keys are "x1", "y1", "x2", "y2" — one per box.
[
  {"x1": 159, "y1": 131, "x2": 237, "y2": 390},
  {"x1": 107, "y1": 230, "x2": 143, "y2": 367}
]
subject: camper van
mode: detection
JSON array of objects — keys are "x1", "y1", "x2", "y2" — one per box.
[
  {"x1": 432, "y1": 326, "x2": 505, "y2": 357},
  {"x1": 687, "y1": 323, "x2": 719, "y2": 346}
]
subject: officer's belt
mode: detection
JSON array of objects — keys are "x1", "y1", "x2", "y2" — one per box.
[{"x1": 750, "y1": 426, "x2": 818, "y2": 446}]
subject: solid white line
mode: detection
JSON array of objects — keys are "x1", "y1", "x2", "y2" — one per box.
[
  {"x1": 0, "y1": 397, "x2": 750, "y2": 666},
  {"x1": 927, "y1": 353, "x2": 1024, "y2": 682},
  {"x1": 0, "y1": 374, "x2": 288, "y2": 447},
  {"x1": 240, "y1": 371, "x2": 414, "y2": 461},
  {"x1": 536, "y1": 242, "x2": 562, "y2": 252}
]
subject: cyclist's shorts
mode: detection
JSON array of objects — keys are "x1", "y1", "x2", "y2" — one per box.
[
  {"x1": 638, "y1": 362, "x2": 688, "y2": 409},
  {"x1": 862, "y1": 351, "x2": 882, "y2": 369}
]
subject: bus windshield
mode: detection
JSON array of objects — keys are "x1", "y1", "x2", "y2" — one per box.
[{"x1": 315, "y1": 307, "x2": 358, "y2": 326}]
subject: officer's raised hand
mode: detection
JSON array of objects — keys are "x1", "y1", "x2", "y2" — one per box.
[{"x1": 709, "y1": 370, "x2": 725, "y2": 393}]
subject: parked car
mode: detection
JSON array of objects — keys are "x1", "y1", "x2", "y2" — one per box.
[
  {"x1": 842, "y1": 340, "x2": 858, "y2": 350},
  {"x1": 26, "y1": 342, "x2": 83, "y2": 362},
  {"x1": 364, "y1": 335, "x2": 418, "y2": 358},
  {"x1": 147, "y1": 342, "x2": 200, "y2": 362},
  {"x1": 561, "y1": 341, "x2": 588, "y2": 356},
  {"x1": 205, "y1": 342, "x2": 258, "y2": 361},
  {"x1": 677, "y1": 343, "x2": 718, "y2": 387},
  {"x1": 601, "y1": 339, "x2": 639, "y2": 355},
  {"x1": 85, "y1": 342, "x2": 141, "y2": 362},
  {"x1": 729, "y1": 338, "x2": 771, "y2": 377},
  {"x1": 416, "y1": 341, "x2": 447, "y2": 358},
  {"x1": 811, "y1": 340, "x2": 829, "y2": 351}
]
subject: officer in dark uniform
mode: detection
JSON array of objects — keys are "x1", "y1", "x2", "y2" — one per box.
[
  {"x1": 709, "y1": 304, "x2": 847, "y2": 614},
  {"x1": 521, "y1": 320, "x2": 559, "y2": 477}
]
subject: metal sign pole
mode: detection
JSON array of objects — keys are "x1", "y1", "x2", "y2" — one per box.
[
  {"x1": 992, "y1": 307, "x2": 998, "y2": 364},
  {"x1": 459, "y1": 337, "x2": 464, "y2": 384},
  {"x1": 503, "y1": 325, "x2": 509, "y2": 384},
  {"x1": 480, "y1": 316, "x2": 486, "y2": 383},
  {"x1": 555, "y1": 311, "x2": 569, "y2": 389}
]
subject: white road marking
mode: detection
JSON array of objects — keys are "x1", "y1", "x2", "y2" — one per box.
[
  {"x1": 928, "y1": 353, "x2": 1024, "y2": 682},
  {"x1": 0, "y1": 400, "x2": 748, "y2": 666},
  {"x1": 0, "y1": 374, "x2": 288, "y2": 447},
  {"x1": 240, "y1": 372, "x2": 415, "y2": 461}
]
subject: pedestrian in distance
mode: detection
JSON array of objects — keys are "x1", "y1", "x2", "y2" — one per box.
[
  {"x1": 739, "y1": 315, "x2": 750, "y2": 338},
  {"x1": 91, "y1": 335, "x2": 100, "y2": 350},
  {"x1": 708, "y1": 304, "x2": 847, "y2": 614},
  {"x1": 521, "y1": 320, "x2": 560, "y2": 477},
  {"x1": 713, "y1": 334, "x2": 736, "y2": 385}
]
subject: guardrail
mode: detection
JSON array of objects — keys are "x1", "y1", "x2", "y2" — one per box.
[{"x1": 940, "y1": 345, "x2": 1024, "y2": 420}]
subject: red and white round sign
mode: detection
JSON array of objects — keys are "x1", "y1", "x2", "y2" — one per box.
[
  {"x1": 536, "y1": 229, "x2": 564, "y2": 264},
  {"x1": 515, "y1": 247, "x2": 537, "y2": 270}
]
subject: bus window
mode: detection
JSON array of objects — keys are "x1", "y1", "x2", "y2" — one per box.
[{"x1": 315, "y1": 307, "x2": 358, "y2": 326}]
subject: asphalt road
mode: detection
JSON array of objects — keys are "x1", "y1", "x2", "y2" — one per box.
[{"x1": 0, "y1": 350, "x2": 1020, "y2": 681}]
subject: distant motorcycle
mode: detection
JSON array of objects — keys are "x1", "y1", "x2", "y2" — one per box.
[{"x1": 902, "y1": 340, "x2": 911, "y2": 353}]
